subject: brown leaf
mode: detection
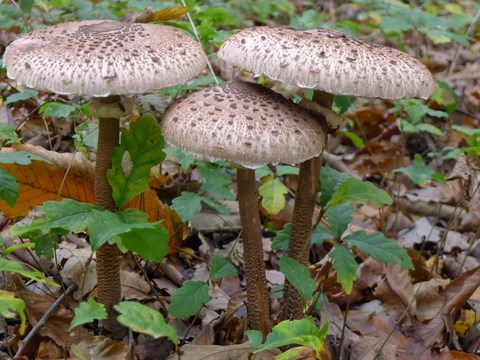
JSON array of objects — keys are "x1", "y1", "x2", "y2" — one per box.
[
  {"x1": 71, "y1": 336, "x2": 132, "y2": 360},
  {"x1": 148, "y1": 6, "x2": 188, "y2": 22},
  {"x1": 167, "y1": 343, "x2": 280, "y2": 360},
  {"x1": 120, "y1": 269, "x2": 150, "y2": 300}
]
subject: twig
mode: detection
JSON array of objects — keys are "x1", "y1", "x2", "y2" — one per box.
[{"x1": 15, "y1": 282, "x2": 78, "y2": 358}]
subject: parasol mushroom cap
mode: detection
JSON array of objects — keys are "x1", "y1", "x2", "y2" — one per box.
[
  {"x1": 4, "y1": 20, "x2": 207, "y2": 97},
  {"x1": 218, "y1": 27, "x2": 435, "y2": 100},
  {"x1": 161, "y1": 82, "x2": 326, "y2": 169}
]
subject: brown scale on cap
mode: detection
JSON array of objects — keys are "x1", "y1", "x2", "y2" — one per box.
[
  {"x1": 4, "y1": 20, "x2": 207, "y2": 97},
  {"x1": 161, "y1": 82, "x2": 326, "y2": 168},
  {"x1": 218, "y1": 26, "x2": 435, "y2": 100}
]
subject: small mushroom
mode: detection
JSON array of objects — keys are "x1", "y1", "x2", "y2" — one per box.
[
  {"x1": 4, "y1": 20, "x2": 206, "y2": 328},
  {"x1": 218, "y1": 26, "x2": 436, "y2": 320},
  {"x1": 161, "y1": 82, "x2": 326, "y2": 336}
]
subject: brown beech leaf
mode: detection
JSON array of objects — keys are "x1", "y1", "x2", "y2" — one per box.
[
  {"x1": 149, "y1": 6, "x2": 188, "y2": 22},
  {"x1": 71, "y1": 336, "x2": 131, "y2": 360},
  {"x1": 167, "y1": 343, "x2": 280, "y2": 360}
]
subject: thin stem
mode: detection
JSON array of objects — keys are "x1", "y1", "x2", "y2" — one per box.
[
  {"x1": 94, "y1": 116, "x2": 122, "y2": 329},
  {"x1": 237, "y1": 168, "x2": 271, "y2": 336}
]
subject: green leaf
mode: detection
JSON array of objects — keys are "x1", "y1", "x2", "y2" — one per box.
[
  {"x1": 10, "y1": 199, "x2": 100, "y2": 238},
  {"x1": 0, "y1": 123, "x2": 21, "y2": 144},
  {"x1": 115, "y1": 301, "x2": 179, "y2": 344},
  {"x1": 108, "y1": 114, "x2": 166, "y2": 208},
  {"x1": 326, "y1": 203, "x2": 353, "y2": 238},
  {"x1": 171, "y1": 191, "x2": 203, "y2": 222},
  {"x1": 276, "y1": 165, "x2": 299, "y2": 176},
  {"x1": 0, "y1": 290, "x2": 27, "y2": 335},
  {"x1": 279, "y1": 256, "x2": 315, "y2": 306},
  {"x1": 198, "y1": 162, "x2": 234, "y2": 200},
  {"x1": 168, "y1": 280, "x2": 209, "y2": 319},
  {"x1": 259, "y1": 176, "x2": 289, "y2": 215},
  {"x1": 393, "y1": 154, "x2": 441, "y2": 186},
  {"x1": 310, "y1": 225, "x2": 333, "y2": 245},
  {"x1": 0, "y1": 151, "x2": 49, "y2": 165},
  {"x1": 88, "y1": 209, "x2": 167, "y2": 260},
  {"x1": 209, "y1": 255, "x2": 238, "y2": 279},
  {"x1": 0, "y1": 258, "x2": 58, "y2": 287},
  {"x1": 4, "y1": 89, "x2": 38, "y2": 105},
  {"x1": 272, "y1": 223, "x2": 291, "y2": 251},
  {"x1": 330, "y1": 244, "x2": 358, "y2": 294},
  {"x1": 340, "y1": 129, "x2": 365, "y2": 148},
  {"x1": 344, "y1": 231, "x2": 413, "y2": 269},
  {"x1": 319, "y1": 166, "x2": 350, "y2": 207},
  {"x1": 329, "y1": 177, "x2": 392, "y2": 208},
  {"x1": 255, "y1": 316, "x2": 328, "y2": 356},
  {"x1": 39, "y1": 102, "x2": 79, "y2": 118},
  {"x1": 414, "y1": 123, "x2": 444, "y2": 136},
  {"x1": 31, "y1": 234, "x2": 56, "y2": 259},
  {"x1": 0, "y1": 168, "x2": 19, "y2": 206},
  {"x1": 70, "y1": 298, "x2": 107, "y2": 329},
  {"x1": 246, "y1": 330, "x2": 264, "y2": 349}
]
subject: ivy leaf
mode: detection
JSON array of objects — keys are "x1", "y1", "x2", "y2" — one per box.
[
  {"x1": 319, "y1": 166, "x2": 350, "y2": 207},
  {"x1": 0, "y1": 168, "x2": 19, "y2": 206},
  {"x1": 259, "y1": 176, "x2": 289, "y2": 215},
  {"x1": 329, "y1": 178, "x2": 392, "y2": 208},
  {"x1": 393, "y1": 154, "x2": 444, "y2": 186},
  {"x1": 330, "y1": 244, "x2": 358, "y2": 294},
  {"x1": 279, "y1": 256, "x2": 315, "y2": 306},
  {"x1": 210, "y1": 255, "x2": 238, "y2": 279},
  {"x1": 344, "y1": 231, "x2": 413, "y2": 269},
  {"x1": 171, "y1": 191, "x2": 203, "y2": 222},
  {"x1": 168, "y1": 280, "x2": 209, "y2": 319},
  {"x1": 108, "y1": 114, "x2": 166, "y2": 208},
  {"x1": 115, "y1": 301, "x2": 178, "y2": 344},
  {"x1": 70, "y1": 298, "x2": 107, "y2": 329},
  {"x1": 326, "y1": 203, "x2": 353, "y2": 238}
]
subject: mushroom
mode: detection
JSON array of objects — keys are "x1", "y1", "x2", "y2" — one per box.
[
  {"x1": 218, "y1": 26, "x2": 436, "y2": 320},
  {"x1": 161, "y1": 82, "x2": 327, "y2": 336},
  {"x1": 4, "y1": 20, "x2": 206, "y2": 327}
]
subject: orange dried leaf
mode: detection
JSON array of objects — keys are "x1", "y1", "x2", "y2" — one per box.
[{"x1": 149, "y1": 6, "x2": 188, "y2": 22}]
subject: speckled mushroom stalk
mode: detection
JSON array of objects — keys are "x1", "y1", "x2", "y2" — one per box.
[
  {"x1": 4, "y1": 20, "x2": 207, "y2": 330},
  {"x1": 218, "y1": 26, "x2": 436, "y2": 321},
  {"x1": 161, "y1": 82, "x2": 326, "y2": 336}
]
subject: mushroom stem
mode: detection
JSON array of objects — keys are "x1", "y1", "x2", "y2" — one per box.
[
  {"x1": 93, "y1": 111, "x2": 121, "y2": 330},
  {"x1": 281, "y1": 91, "x2": 333, "y2": 321},
  {"x1": 237, "y1": 168, "x2": 272, "y2": 336}
]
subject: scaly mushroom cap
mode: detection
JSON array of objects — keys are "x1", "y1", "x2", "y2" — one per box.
[
  {"x1": 218, "y1": 27, "x2": 435, "y2": 100},
  {"x1": 4, "y1": 20, "x2": 207, "y2": 97},
  {"x1": 161, "y1": 82, "x2": 326, "y2": 169}
]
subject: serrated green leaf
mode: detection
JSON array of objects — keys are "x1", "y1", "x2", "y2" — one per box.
[
  {"x1": 10, "y1": 199, "x2": 100, "y2": 238},
  {"x1": 164, "y1": 148, "x2": 195, "y2": 170},
  {"x1": 171, "y1": 191, "x2": 203, "y2": 222},
  {"x1": 168, "y1": 280, "x2": 209, "y2": 319},
  {"x1": 70, "y1": 298, "x2": 107, "y2": 329},
  {"x1": 39, "y1": 102, "x2": 79, "y2": 118},
  {"x1": 255, "y1": 166, "x2": 273, "y2": 179},
  {"x1": 279, "y1": 257, "x2": 315, "y2": 306},
  {"x1": 393, "y1": 154, "x2": 440, "y2": 186},
  {"x1": 0, "y1": 168, "x2": 18, "y2": 206},
  {"x1": 0, "y1": 151, "x2": 49, "y2": 165},
  {"x1": 331, "y1": 244, "x2": 357, "y2": 294},
  {"x1": 259, "y1": 176, "x2": 288, "y2": 215},
  {"x1": 0, "y1": 258, "x2": 58, "y2": 287},
  {"x1": 344, "y1": 231, "x2": 413, "y2": 269},
  {"x1": 326, "y1": 203, "x2": 353, "y2": 238},
  {"x1": 0, "y1": 290, "x2": 27, "y2": 335},
  {"x1": 255, "y1": 316, "x2": 328, "y2": 356},
  {"x1": 108, "y1": 114, "x2": 166, "y2": 208},
  {"x1": 329, "y1": 177, "x2": 392, "y2": 208},
  {"x1": 272, "y1": 223, "x2": 291, "y2": 251},
  {"x1": 210, "y1": 255, "x2": 238, "y2": 279},
  {"x1": 4, "y1": 89, "x2": 38, "y2": 105},
  {"x1": 319, "y1": 166, "x2": 350, "y2": 207},
  {"x1": 115, "y1": 301, "x2": 178, "y2": 344}
]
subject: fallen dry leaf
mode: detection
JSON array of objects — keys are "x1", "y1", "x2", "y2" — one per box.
[
  {"x1": 70, "y1": 336, "x2": 132, "y2": 360},
  {"x1": 167, "y1": 342, "x2": 280, "y2": 360}
]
